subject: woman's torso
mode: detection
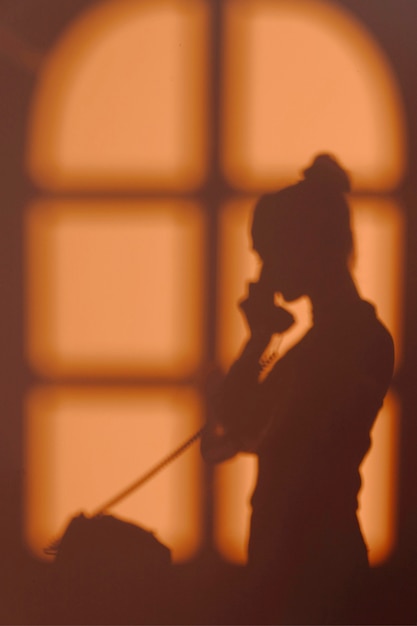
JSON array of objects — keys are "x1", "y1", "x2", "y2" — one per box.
[{"x1": 248, "y1": 295, "x2": 394, "y2": 568}]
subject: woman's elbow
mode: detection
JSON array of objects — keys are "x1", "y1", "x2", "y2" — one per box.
[{"x1": 200, "y1": 426, "x2": 240, "y2": 464}]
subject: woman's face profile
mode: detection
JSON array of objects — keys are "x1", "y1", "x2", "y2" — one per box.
[
  {"x1": 256, "y1": 226, "x2": 316, "y2": 303},
  {"x1": 252, "y1": 177, "x2": 350, "y2": 303}
]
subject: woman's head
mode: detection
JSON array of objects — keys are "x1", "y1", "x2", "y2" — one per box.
[{"x1": 251, "y1": 154, "x2": 353, "y2": 300}]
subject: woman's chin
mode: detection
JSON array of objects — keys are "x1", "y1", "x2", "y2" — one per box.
[{"x1": 279, "y1": 289, "x2": 304, "y2": 303}]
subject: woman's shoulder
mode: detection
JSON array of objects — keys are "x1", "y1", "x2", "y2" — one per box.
[
  {"x1": 344, "y1": 298, "x2": 395, "y2": 385},
  {"x1": 353, "y1": 299, "x2": 393, "y2": 350}
]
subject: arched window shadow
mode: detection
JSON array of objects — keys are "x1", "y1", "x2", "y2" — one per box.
[{"x1": 15, "y1": 0, "x2": 410, "y2": 620}]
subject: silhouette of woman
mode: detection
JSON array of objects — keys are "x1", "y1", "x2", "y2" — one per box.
[{"x1": 201, "y1": 154, "x2": 394, "y2": 624}]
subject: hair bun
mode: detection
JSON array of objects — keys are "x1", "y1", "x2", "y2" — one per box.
[{"x1": 302, "y1": 153, "x2": 351, "y2": 194}]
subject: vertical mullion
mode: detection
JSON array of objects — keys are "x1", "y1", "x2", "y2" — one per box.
[{"x1": 201, "y1": 0, "x2": 225, "y2": 554}]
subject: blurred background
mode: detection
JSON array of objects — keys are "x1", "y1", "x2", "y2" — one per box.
[{"x1": 0, "y1": 0, "x2": 417, "y2": 622}]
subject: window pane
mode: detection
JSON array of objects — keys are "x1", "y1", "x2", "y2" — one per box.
[
  {"x1": 27, "y1": 0, "x2": 208, "y2": 191},
  {"x1": 222, "y1": 0, "x2": 405, "y2": 191},
  {"x1": 216, "y1": 197, "x2": 403, "y2": 565},
  {"x1": 216, "y1": 198, "x2": 258, "y2": 370},
  {"x1": 24, "y1": 386, "x2": 203, "y2": 562},
  {"x1": 351, "y1": 197, "x2": 404, "y2": 370},
  {"x1": 214, "y1": 454, "x2": 257, "y2": 564},
  {"x1": 25, "y1": 200, "x2": 205, "y2": 377},
  {"x1": 358, "y1": 391, "x2": 400, "y2": 565}
]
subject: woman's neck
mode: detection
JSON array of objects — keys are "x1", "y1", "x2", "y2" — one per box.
[{"x1": 309, "y1": 270, "x2": 360, "y2": 325}]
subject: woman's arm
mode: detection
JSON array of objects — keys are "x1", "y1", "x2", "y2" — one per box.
[
  {"x1": 200, "y1": 333, "x2": 271, "y2": 463},
  {"x1": 201, "y1": 278, "x2": 294, "y2": 463}
]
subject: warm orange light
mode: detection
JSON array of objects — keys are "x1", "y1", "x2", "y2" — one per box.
[
  {"x1": 24, "y1": 386, "x2": 203, "y2": 562},
  {"x1": 215, "y1": 197, "x2": 402, "y2": 564},
  {"x1": 25, "y1": 200, "x2": 205, "y2": 377},
  {"x1": 358, "y1": 391, "x2": 399, "y2": 565},
  {"x1": 216, "y1": 198, "x2": 259, "y2": 370},
  {"x1": 214, "y1": 454, "x2": 257, "y2": 563},
  {"x1": 23, "y1": 0, "x2": 405, "y2": 573},
  {"x1": 27, "y1": 0, "x2": 209, "y2": 191},
  {"x1": 351, "y1": 197, "x2": 405, "y2": 370},
  {"x1": 222, "y1": 0, "x2": 406, "y2": 191}
]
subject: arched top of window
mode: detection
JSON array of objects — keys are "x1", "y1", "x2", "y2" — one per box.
[
  {"x1": 26, "y1": 0, "x2": 209, "y2": 192},
  {"x1": 27, "y1": 0, "x2": 406, "y2": 194},
  {"x1": 222, "y1": 0, "x2": 407, "y2": 192}
]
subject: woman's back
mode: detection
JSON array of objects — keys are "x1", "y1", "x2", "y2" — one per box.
[{"x1": 247, "y1": 289, "x2": 394, "y2": 623}]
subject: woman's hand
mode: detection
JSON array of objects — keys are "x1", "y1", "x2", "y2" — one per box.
[{"x1": 239, "y1": 280, "x2": 295, "y2": 337}]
